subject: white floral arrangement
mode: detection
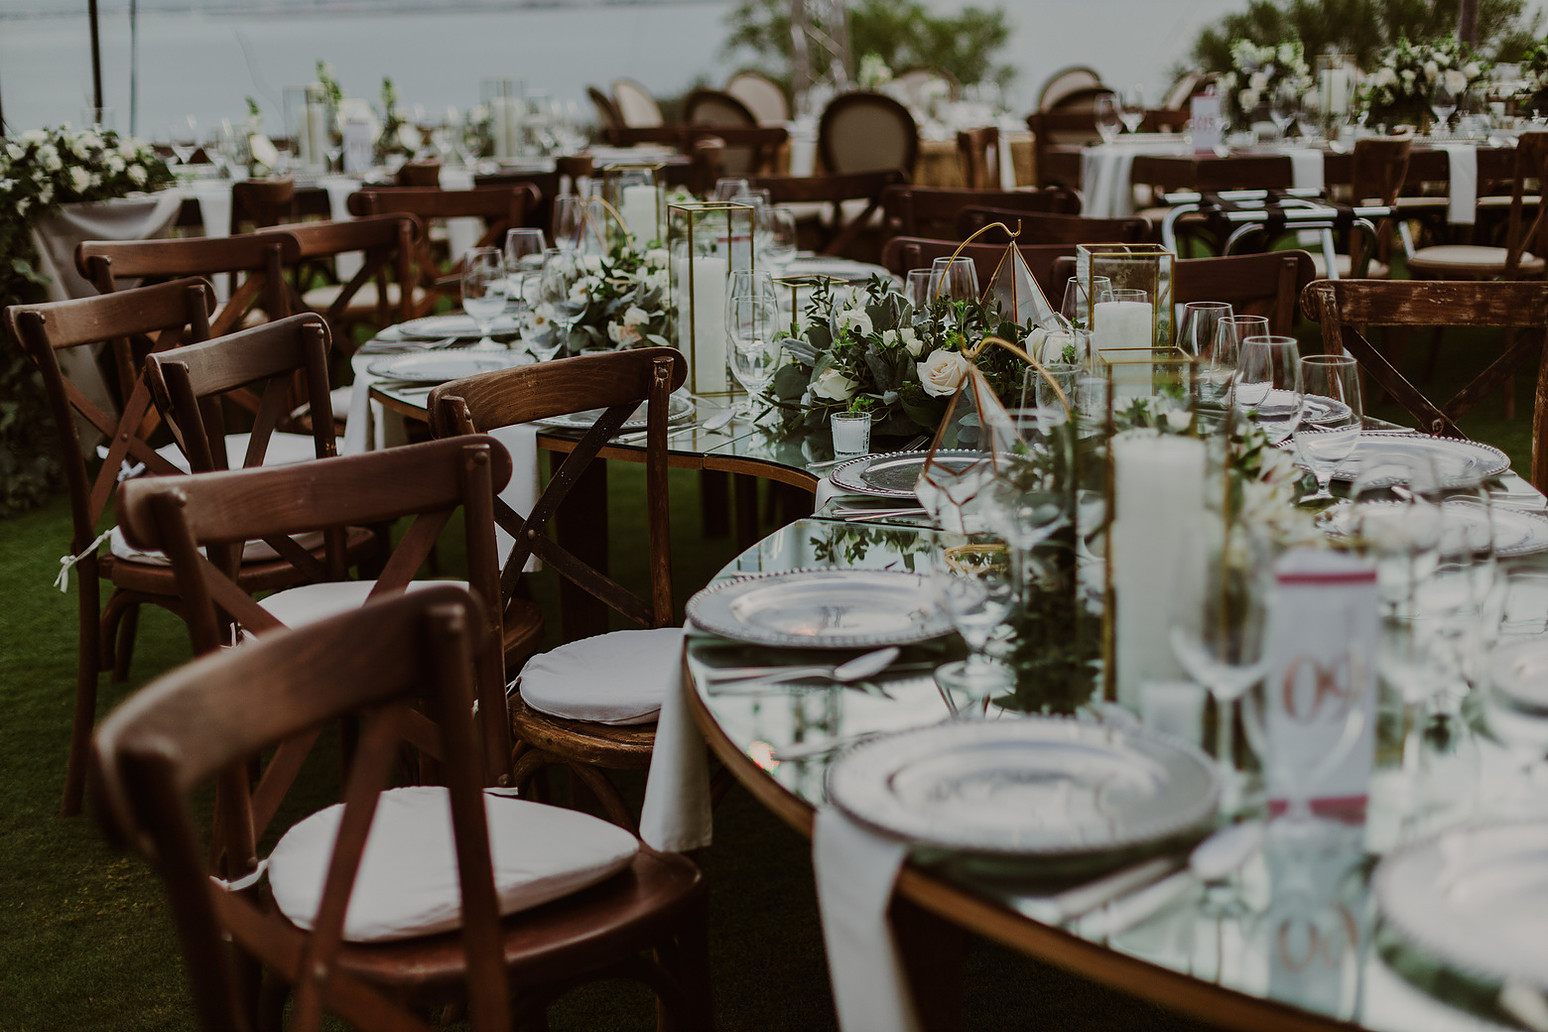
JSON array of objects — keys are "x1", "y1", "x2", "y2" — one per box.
[
  {"x1": 857, "y1": 53, "x2": 894, "y2": 89},
  {"x1": 524, "y1": 240, "x2": 672, "y2": 353},
  {"x1": 1361, "y1": 36, "x2": 1487, "y2": 127},
  {"x1": 1216, "y1": 39, "x2": 1313, "y2": 125},
  {"x1": 0, "y1": 126, "x2": 173, "y2": 221}
]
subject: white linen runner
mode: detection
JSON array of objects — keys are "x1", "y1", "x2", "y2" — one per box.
[{"x1": 1437, "y1": 143, "x2": 1479, "y2": 226}]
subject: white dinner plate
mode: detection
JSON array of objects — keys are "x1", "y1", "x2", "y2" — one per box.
[
  {"x1": 365, "y1": 353, "x2": 513, "y2": 384},
  {"x1": 395, "y1": 312, "x2": 522, "y2": 341},
  {"x1": 1318, "y1": 499, "x2": 1548, "y2": 558},
  {"x1": 531, "y1": 394, "x2": 695, "y2": 432},
  {"x1": 829, "y1": 450, "x2": 986, "y2": 499},
  {"x1": 686, "y1": 569, "x2": 952, "y2": 648},
  {"x1": 1330, "y1": 433, "x2": 1510, "y2": 486},
  {"x1": 1375, "y1": 821, "x2": 1548, "y2": 992},
  {"x1": 827, "y1": 719, "x2": 1220, "y2": 858}
]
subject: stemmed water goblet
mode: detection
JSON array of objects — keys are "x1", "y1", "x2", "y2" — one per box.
[
  {"x1": 503, "y1": 228, "x2": 548, "y2": 357},
  {"x1": 763, "y1": 207, "x2": 798, "y2": 270},
  {"x1": 1484, "y1": 642, "x2": 1548, "y2": 814},
  {"x1": 1118, "y1": 86, "x2": 1146, "y2": 135},
  {"x1": 726, "y1": 292, "x2": 782, "y2": 422},
  {"x1": 1431, "y1": 82, "x2": 1457, "y2": 136},
  {"x1": 460, "y1": 247, "x2": 509, "y2": 352},
  {"x1": 1292, "y1": 354, "x2": 1362, "y2": 503},
  {"x1": 927, "y1": 255, "x2": 979, "y2": 303},
  {"x1": 1094, "y1": 93, "x2": 1122, "y2": 144},
  {"x1": 1195, "y1": 311, "x2": 1265, "y2": 413},
  {"x1": 169, "y1": 116, "x2": 199, "y2": 168},
  {"x1": 533, "y1": 247, "x2": 585, "y2": 361},
  {"x1": 928, "y1": 533, "x2": 1017, "y2": 717},
  {"x1": 713, "y1": 177, "x2": 751, "y2": 201},
  {"x1": 1269, "y1": 82, "x2": 1299, "y2": 139},
  {"x1": 1235, "y1": 334, "x2": 1302, "y2": 444},
  {"x1": 551, "y1": 195, "x2": 584, "y2": 251}
]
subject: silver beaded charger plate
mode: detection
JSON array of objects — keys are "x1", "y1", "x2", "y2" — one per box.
[
  {"x1": 829, "y1": 450, "x2": 985, "y2": 499},
  {"x1": 1374, "y1": 821, "x2": 1548, "y2": 992},
  {"x1": 1318, "y1": 499, "x2": 1548, "y2": 558},
  {"x1": 1329, "y1": 433, "x2": 1509, "y2": 485},
  {"x1": 827, "y1": 719, "x2": 1220, "y2": 857},
  {"x1": 531, "y1": 394, "x2": 695, "y2": 432},
  {"x1": 686, "y1": 569, "x2": 952, "y2": 648},
  {"x1": 396, "y1": 312, "x2": 522, "y2": 340},
  {"x1": 364, "y1": 353, "x2": 513, "y2": 384}
]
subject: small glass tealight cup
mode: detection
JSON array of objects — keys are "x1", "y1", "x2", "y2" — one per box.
[{"x1": 830, "y1": 410, "x2": 873, "y2": 460}]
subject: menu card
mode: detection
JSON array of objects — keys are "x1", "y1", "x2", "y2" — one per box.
[{"x1": 1264, "y1": 550, "x2": 1378, "y2": 815}]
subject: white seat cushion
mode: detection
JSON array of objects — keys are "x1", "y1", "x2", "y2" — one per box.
[
  {"x1": 258, "y1": 579, "x2": 467, "y2": 633},
  {"x1": 109, "y1": 525, "x2": 329, "y2": 566},
  {"x1": 517, "y1": 626, "x2": 684, "y2": 726},
  {"x1": 267, "y1": 786, "x2": 639, "y2": 943},
  {"x1": 288, "y1": 387, "x2": 354, "y2": 425},
  {"x1": 1309, "y1": 252, "x2": 1390, "y2": 279},
  {"x1": 156, "y1": 431, "x2": 319, "y2": 474},
  {"x1": 1408, "y1": 244, "x2": 1543, "y2": 271}
]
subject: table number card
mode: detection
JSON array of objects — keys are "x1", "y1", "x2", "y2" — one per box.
[
  {"x1": 1264, "y1": 550, "x2": 1378, "y2": 815},
  {"x1": 1190, "y1": 91, "x2": 1222, "y2": 155}
]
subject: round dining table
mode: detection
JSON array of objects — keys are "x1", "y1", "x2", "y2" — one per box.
[{"x1": 365, "y1": 340, "x2": 1538, "y2": 1032}]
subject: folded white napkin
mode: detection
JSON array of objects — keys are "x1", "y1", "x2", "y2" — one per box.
[
  {"x1": 639, "y1": 633, "x2": 713, "y2": 852},
  {"x1": 438, "y1": 167, "x2": 483, "y2": 260},
  {"x1": 1437, "y1": 143, "x2": 1479, "y2": 226},
  {"x1": 342, "y1": 354, "x2": 391, "y2": 456},
  {"x1": 1285, "y1": 148, "x2": 1325, "y2": 193},
  {"x1": 813, "y1": 807, "x2": 922, "y2": 1032}
]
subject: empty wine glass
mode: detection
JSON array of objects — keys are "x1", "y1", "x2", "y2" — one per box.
[
  {"x1": 1194, "y1": 311, "x2": 1263, "y2": 412},
  {"x1": 1270, "y1": 81, "x2": 1299, "y2": 138},
  {"x1": 461, "y1": 247, "x2": 509, "y2": 352},
  {"x1": 168, "y1": 116, "x2": 199, "y2": 167},
  {"x1": 1177, "y1": 302, "x2": 1233, "y2": 357},
  {"x1": 1431, "y1": 82, "x2": 1457, "y2": 137},
  {"x1": 727, "y1": 292, "x2": 782, "y2": 421},
  {"x1": 551, "y1": 195, "x2": 584, "y2": 251},
  {"x1": 713, "y1": 177, "x2": 751, "y2": 201},
  {"x1": 534, "y1": 247, "x2": 585, "y2": 360},
  {"x1": 1484, "y1": 642, "x2": 1548, "y2": 814},
  {"x1": 503, "y1": 228, "x2": 547, "y2": 346},
  {"x1": 1292, "y1": 354, "x2": 1362, "y2": 503},
  {"x1": 1094, "y1": 93, "x2": 1122, "y2": 144},
  {"x1": 764, "y1": 206, "x2": 799, "y2": 269},
  {"x1": 929, "y1": 534, "x2": 1017, "y2": 717},
  {"x1": 1119, "y1": 86, "x2": 1146, "y2": 134},
  {"x1": 927, "y1": 256, "x2": 979, "y2": 303},
  {"x1": 1059, "y1": 275, "x2": 1112, "y2": 329},
  {"x1": 905, "y1": 268, "x2": 933, "y2": 312},
  {"x1": 1235, "y1": 335, "x2": 1302, "y2": 444}
]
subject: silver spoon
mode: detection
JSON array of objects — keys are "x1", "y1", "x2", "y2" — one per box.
[
  {"x1": 616, "y1": 407, "x2": 734, "y2": 444},
  {"x1": 706, "y1": 646, "x2": 901, "y2": 694}
]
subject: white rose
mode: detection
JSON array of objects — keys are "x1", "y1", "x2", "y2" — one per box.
[
  {"x1": 899, "y1": 326, "x2": 922, "y2": 357},
  {"x1": 1249, "y1": 71, "x2": 1270, "y2": 91},
  {"x1": 917, "y1": 350, "x2": 969, "y2": 398},
  {"x1": 1277, "y1": 42, "x2": 1297, "y2": 65},
  {"x1": 1463, "y1": 62, "x2": 1481, "y2": 80},
  {"x1": 1239, "y1": 88, "x2": 1260, "y2": 111},
  {"x1": 118, "y1": 142, "x2": 137, "y2": 160},
  {"x1": 1444, "y1": 69, "x2": 1468, "y2": 94},
  {"x1": 644, "y1": 269, "x2": 668, "y2": 292},
  {"x1": 1422, "y1": 60, "x2": 1439, "y2": 80},
  {"x1": 837, "y1": 306, "x2": 873, "y2": 337},
  {"x1": 37, "y1": 183, "x2": 52, "y2": 204},
  {"x1": 1375, "y1": 67, "x2": 1398, "y2": 88},
  {"x1": 607, "y1": 320, "x2": 641, "y2": 346},
  {"x1": 39, "y1": 145, "x2": 61, "y2": 171},
  {"x1": 68, "y1": 166, "x2": 91, "y2": 193},
  {"x1": 20, "y1": 129, "x2": 46, "y2": 144},
  {"x1": 6, "y1": 143, "x2": 21, "y2": 160},
  {"x1": 106, "y1": 154, "x2": 125, "y2": 174},
  {"x1": 127, "y1": 164, "x2": 147, "y2": 185},
  {"x1": 582, "y1": 254, "x2": 604, "y2": 274},
  {"x1": 812, "y1": 367, "x2": 858, "y2": 402},
  {"x1": 15, "y1": 196, "x2": 28, "y2": 215}
]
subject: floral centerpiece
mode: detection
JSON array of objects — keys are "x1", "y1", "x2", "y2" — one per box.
[
  {"x1": 1517, "y1": 41, "x2": 1548, "y2": 116},
  {"x1": 375, "y1": 77, "x2": 420, "y2": 165},
  {"x1": 1216, "y1": 39, "x2": 1312, "y2": 126},
  {"x1": 523, "y1": 239, "x2": 672, "y2": 354},
  {"x1": 762, "y1": 276, "x2": 1054, "y2": 438},
  {"x1": 1360, "y1": 36, "x2": 1487, "y2": 130},
  {"x1": 0, "y1": 125, "x2": 173, "y2": 515}
]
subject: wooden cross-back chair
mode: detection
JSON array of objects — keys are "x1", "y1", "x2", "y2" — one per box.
[
  {"x1": 1026, "y1": 107, "x2": 1111, "y2": 189},
  {"x1": 880, "y1": 237, "x2": 1075, "y2": 302},
  {"x1": 746, "y1": 169, "x2": 907, "y2": 258},
  {"x1": 1050, "y1": 250, "x2": 1317, "y2": 335},
  {"x1": 347, "y1": 184, "x2": 541, "y2": 313},
  {"x1": 880, "y1": 184, "x2": 1079, "y2": 240},
  {"x1": 229, "y1": 177, "x2": 298, "y2": 235},
  {"x1": 956, "y1": 126, "x2": 1003, "y2": 189},
  {"x1": 818, "y1": 90, "x2": 919, "y2": 176},
  {"x1": 4, "y1": 279, "x2": 321, "y2": 815},
  {"x1": 1302, "y1": 278, "x2": 1548, "y2": 490},
  {"x1": 92, "y1": 587, "x2": 711, "y2": 1032},
  {"x1": 1406, "y1": 131, "x2": 1548, "y2": 281},
  {"x1": 428, "y1": 348, "x2": 686, "y2": 829},
  {"x1": 955, "y1": 208, "x2": 1151, "y2": 245},
  {"x1": 265, "y1": 214, "x2": 422, "y2": 352}
]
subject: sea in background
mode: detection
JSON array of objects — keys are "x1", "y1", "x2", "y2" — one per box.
[{"x1": 0, "y1": 0, "x2": 1452, "y2": 137}]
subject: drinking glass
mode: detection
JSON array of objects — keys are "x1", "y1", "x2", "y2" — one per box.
[
  {"x1": 1094, "y1": 93, "x2": 1122, "y2": 143},
  {"x1": 1292, "y1": 354, "x2": 1362, "y2": 502},
  {"x1": 1431, "y1": 82, "x2": 1457, "y2": 136},
  {"x1": 929, "y1": 535, "x2": 1017, "y2": 717},
  {"x1": 1119, "y1": 86, "x2": 1146, "y2": 134},
  {"x1": 1348, "y1": 449, "x2": 1443, "y2": 618},
  {"x1": 1484, "y1": 644, "x2": 1548, "y2": 814},
  {"x1": 927, "y1": 256, "x2": 979, "y2": 303},
  {"x1": 169, "y1": 116, "x2": 199, "y2": 167},
  {"x1": 1235, "y1": 335, "x2": 1302, "y2": 444},
  {"x1": 1269, "y1": 82, "x2": 1299, "y2": 138},
  {"x1": 713, "y1": 177, "x2": 751, "y2": 201},
  {"x1": 727, "y1": 269, "x2": 777, "y2": 308},
  {"x1": 905, "y1": 269, "x2": 933, "y2": 313},
  {"x1": 1177, "y1": 302, "x2": 1233, "y2": 358},
  {"x1": 1027, "y1": 363, "x2": 1078, "y2": 433},
  {"x1": 534, "y1": 248, "x2": 584, "y2": 360},
  {"x1": 726, "y1": 292, "x2": 782, "y2": 421},
  {"x1": 764, "y1": 207, "x2": 799, "y2": 269},
  {"x1": 1059, "y1": 275, "x2": 1112, "y2": 329},
  {"x1": 460, "y1": 247, "x2": 509, "y2": 352},
  {"x1": 551, "y1": 195, "x2": 585, "y2": 251},
  {"x1": 1193, "y1": 311, "x2": 1262, "y2": 412},
  {"x1": 503, "y1": 228, "x2": 548, "y2": 345}
]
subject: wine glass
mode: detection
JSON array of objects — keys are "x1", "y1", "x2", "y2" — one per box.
[
  {"x1": 713, "y1": 177, "x2": 751, "y2": 201},
  {"x1": 1119, "y1": 86, "x2": 1146, "y2": 135},
  {"x1": 764, "y1": 207, "x2": 799, "y2": 270},
  {"x1": 1292, "y1": 354, "x2": 1362, "y2": 503},
  {"x1": 1431, "y1": 81, "x2": 1457, "y2": 137},
  {"x1": 551, "y1": 195, "x2": 584, "y2": 251},
  {"x1": 727, "y1": 269, "x2": 777, "y2": 308},
  {"x1": 726, "y1": 293, "x2": 783, "y2": 422},
  {"x1": 927, "y1": 256, "x2": 979, "y2": 303},
  {"x1": 1169, "y1": 519, "x2": 1273, "y2": 809},
  {"x1": 928, "y1": 534, "x2": 1017, "y2": 717},
  {"x1": 1196, "y1": 312, "x2": 1264, "y2": 412},
  {"x1": 503, "y1": 228, "x2": 548, "y2": 349},
  {"x1": 534, "y1": 247, "x2": 585, "y2": 361},
  {"x1": 1059, "y1": 275, "x2": 1112, "y2": 329},
  {"x1": 905, "y1": 268, "x2": 933, "y2": 312},
  {"x1": 1235, "y1": 335, "x2": 1302, "y2": 444},
  {"x1": 461, "y1": 248, "x2": 509, "y2": 352},
  {"x1": 169, "y1": 116, "x2": 199, "y2": 168},
  {"x1": 1094, "y1": 93, "x2": 1122, "y2": 144},
  {"x1": 1176, "y1": 302, "x2": 1233, "y2": 358},
  {"x1": 1484, "y1": 641, "x2": 1548, "y2": 814},
  {"x1": 1269, "y1": 81, "x2": 1299, "y2": 139}
]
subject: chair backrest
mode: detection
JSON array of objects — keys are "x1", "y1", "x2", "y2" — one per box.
[
  {"x1": 746, "y1": 170, "x2": 907, "y2": 257},
  {"x1": 4, "y1": 278, "x2": 215, "y2": 553},
  {"x1": 1302, "y1": 279, "x2": 1548, "y2": 480},
  {"x1": 879, "y1": 236, "x2": 1075, "y2": 302},
  {"x1": 143, "y1": 312, "x2": 336, "y2": 475},
  {"x1": 1159, "y1": 71, "x2": 1206, "y2": 111},
  {"x1": 956, "y1": 127, "x2": 1002, "y2": 190},
  {"x1": 76, "y1": 232, "x2": 301, "y2": 339},
  {"x1": 1346, "y1": 135, "x2": 1412, "y2": 268},
  {"x1": 881, "y1": 185, "x2": 1080, "y2": 239},
  {"x1": 1051, "y1": 250, "x2": 1316, "y2": 335},
  {"x1": 230, "y1": 177, "x2": 297, "y2": 234},
  {"x1": 396, "y1": 160, "x2": 443, "y2": 187},
  {"x1": 685, "y1": 88, "x2": 757, "y2": 127},
  {"x1": 588, "y1": 85, "x2": 623, "y2": 130},
  {"x1": 725, "y1": 70, "x2": 790, "y2": 124},
  {"x1": 264, "y1": 214, "x2": 421, "y2": 338},
  {"x1": 427, "y1": 349, "x2": 686, "y2": 638},
  {"x1": 1026, "y1": 107, "x2": 1113, "y2": 188},
  {"x1": 347, "y1": 184, "x2": 541, "y2": 255},
  {"x1": 1501, "y1": 131, "x2": 1548, "y2": 275},
  {"x1": 892, "y1": 68, "x2": 959, "y2": 108},
  {"x1": 956, "y1": 208, "x2": 1150, "y2": 245},
  {"x1": 611, "y1": 78, "x2": 664, "y2": 128},
  {"x1": 818, "y1": 91, "x2": 919, "y2": 175},
  {"x1": 475, "y1": 168, "x2": 563, "y2": 234},
  {"x1": 92, "y1": 587, "x2": 516, "y2": 1032},
  {"x1": 1037, "y1": 66, "x2": 1105, "y2": 111}
]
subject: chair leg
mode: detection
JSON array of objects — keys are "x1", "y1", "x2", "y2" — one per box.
[
  {"x1": 663, "y1": 890, "x2": 714, "y2": 1032},
  {"x1": 111, "y1": 601, "x2": 141, "y2": 682},
  {"x1": 62, "y1": 576, "x2": 104, "y2": 817}
]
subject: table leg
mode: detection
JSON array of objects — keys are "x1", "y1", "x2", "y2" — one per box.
[
  {"x1": 700, "y1": 469, "x2": 730, "y2": 538},
  {"x1": 556, "y1": 453, "x2": 610, "y2": 641},
  {"x1": 734, "y1": 474, "x2": 759, "y2": 552},
  {"x1": 891, "y1": 895, "x2": 968, "y2": 1032}
]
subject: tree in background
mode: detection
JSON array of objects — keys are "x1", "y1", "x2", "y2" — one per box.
[
  {"x1": 1191, "y1": 0, "x2": 1541, "y2": 75},
  {"x1": 724, "y1": 0, "x2": 1014, "y2": 94}
]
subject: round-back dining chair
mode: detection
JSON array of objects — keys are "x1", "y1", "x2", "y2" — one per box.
[{"x1": 818, "y1": 90, "x2": 919, "y2": 176}]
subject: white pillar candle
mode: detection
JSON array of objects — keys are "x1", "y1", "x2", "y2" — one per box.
[
  {"x1": 674, "y1": 254, "x2": 729, "y2": 393},
  {"x1": 490, "y1": 97, "x2": 511, "y2": 158},
  {"x1": 1110, "y1": 433, "x2": 1206, "y2": 711},
  {"x1": 304, "y1": 98, "x2": 328, "y2": 169},
  {"x1": 619, "y1": 184, "x2": 659, "y2": 244},
  {"x1": 1091, "y1": 300, "x2": 1154, "y2": 355}
]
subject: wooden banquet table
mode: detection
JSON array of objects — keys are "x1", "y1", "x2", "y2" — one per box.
[{"x1": 369, "y1": 357, "x2": 1542, "y2": 1031}]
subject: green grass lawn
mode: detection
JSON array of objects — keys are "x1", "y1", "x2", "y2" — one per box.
[{"x1": 2, "y1": 315, "x2": 1531, "y2": 1030}]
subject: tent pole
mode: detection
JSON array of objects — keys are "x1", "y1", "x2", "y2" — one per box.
[{"x1": 88, "y1": 0, "x2": 105, "y2": 113}]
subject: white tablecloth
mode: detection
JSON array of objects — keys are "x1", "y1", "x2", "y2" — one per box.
[{"x1": 1078, "y1": 138, "x2": 1193, "y2": 218}]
